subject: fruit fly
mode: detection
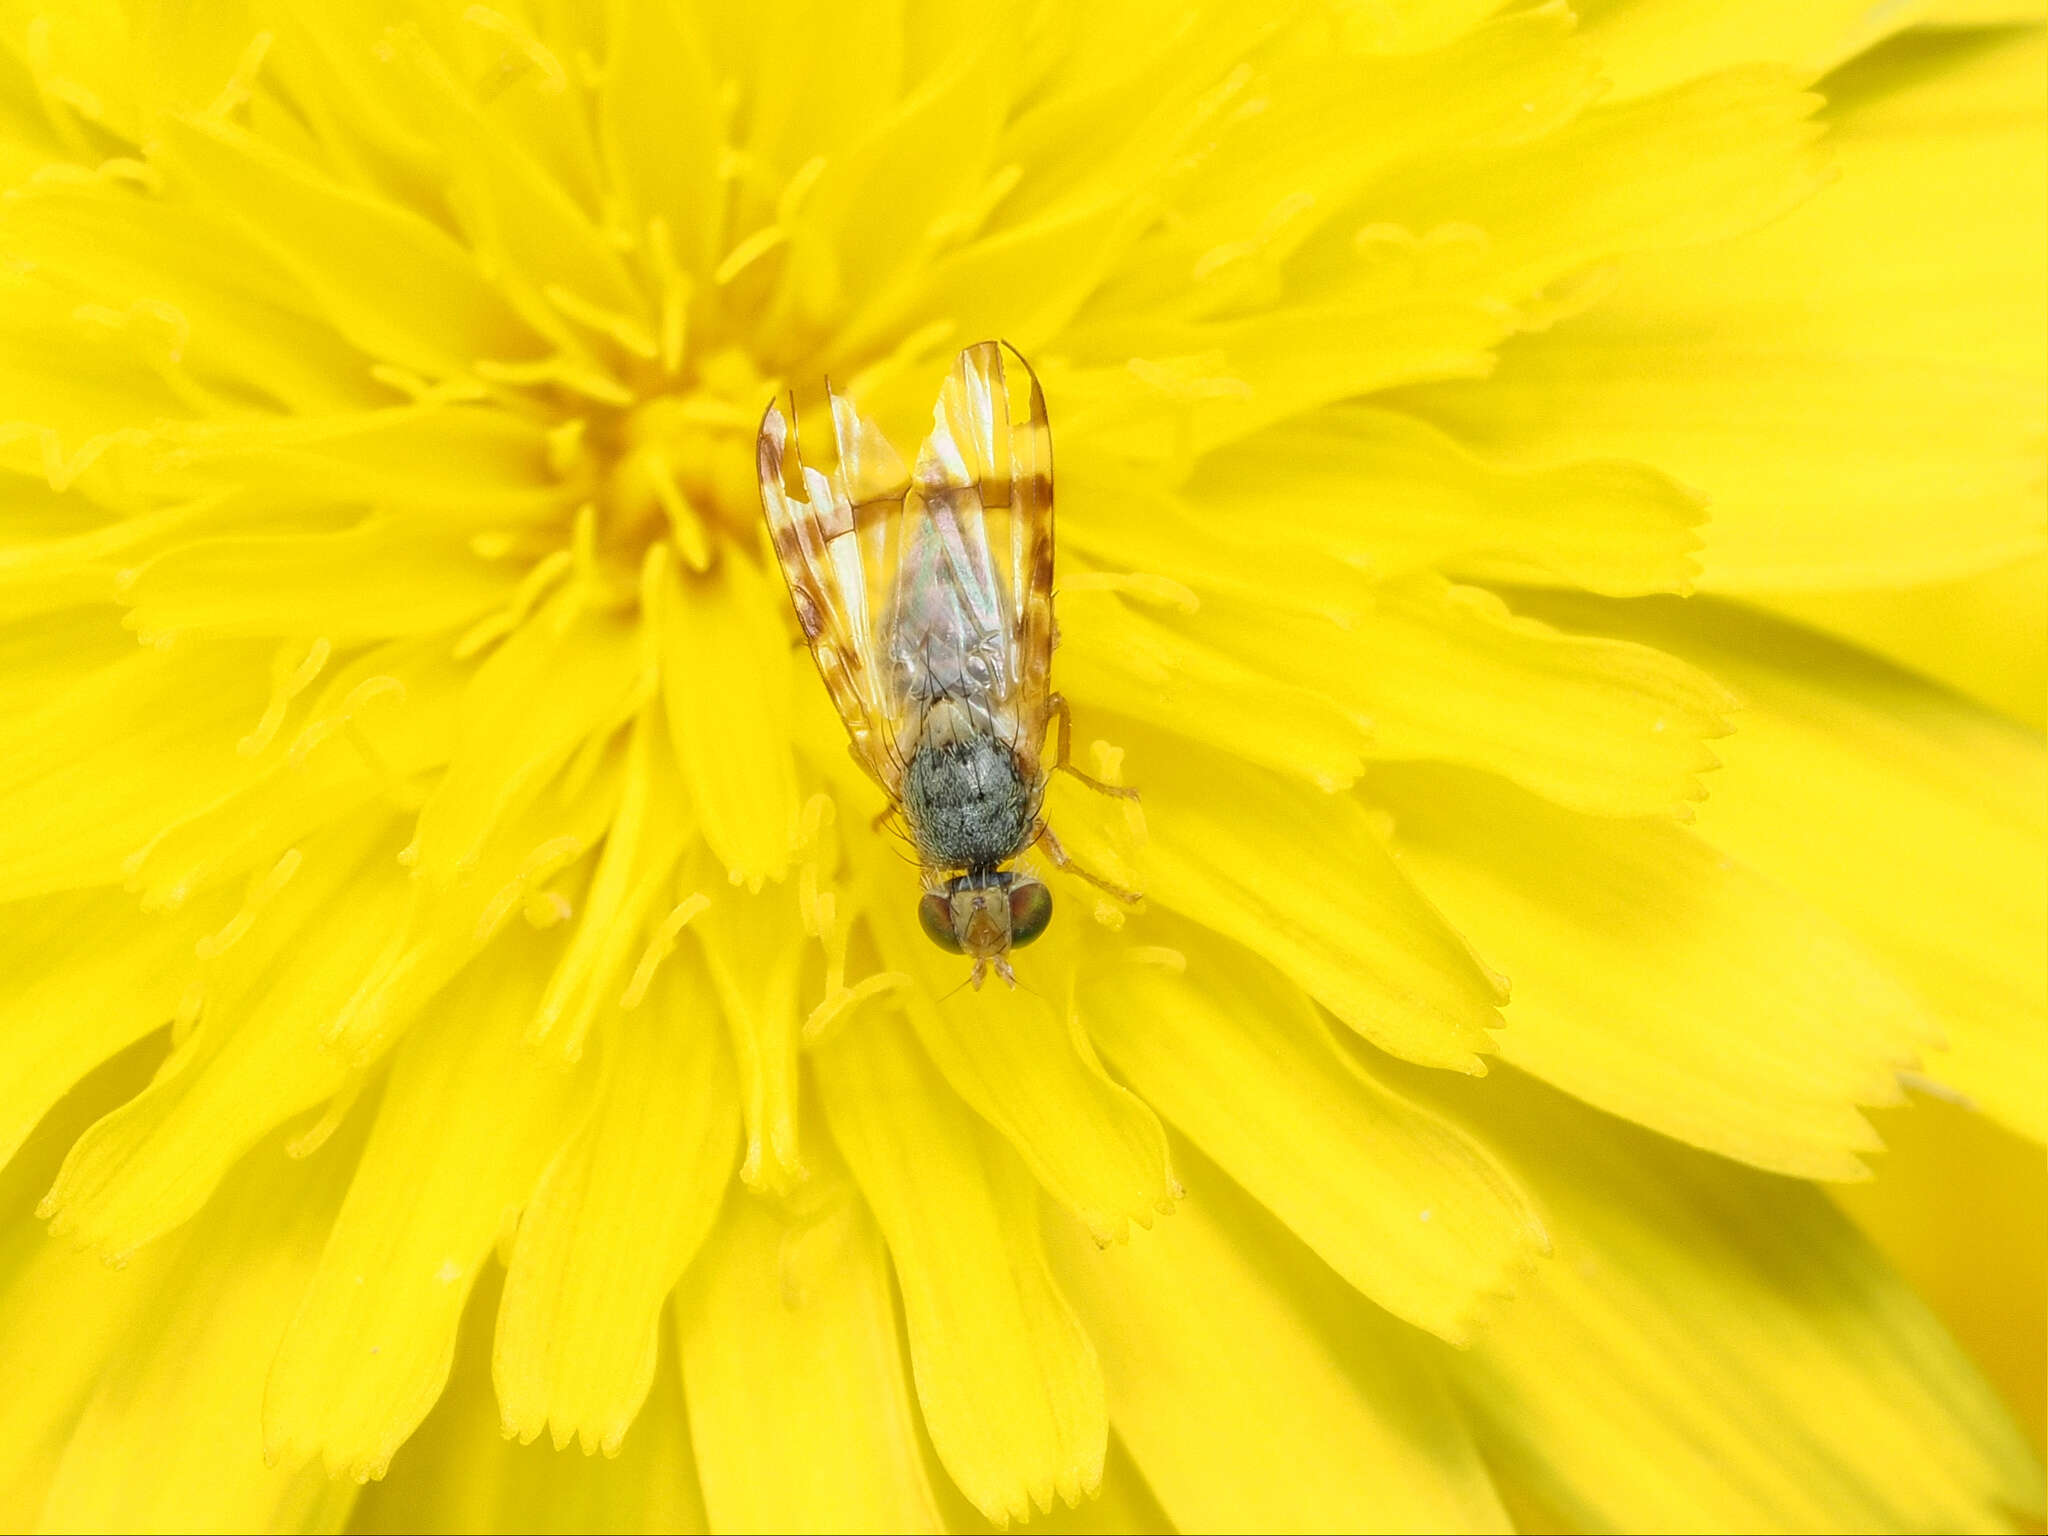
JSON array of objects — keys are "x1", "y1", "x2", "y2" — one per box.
[{"x1": 757, "y1": 342, "x2": 1136, "y2": 987}]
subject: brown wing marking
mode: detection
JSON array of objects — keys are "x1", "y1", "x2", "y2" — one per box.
[
  {"x1": 1004, "y1": 345, "x2": 1058, "y2": 771},
  {"x1": 757, "y1": 399, "x2": 902, "y2": 793},
  {"x1": 828, "y1": 383, "x2": 915, "y2": 696},
  {"x1": 920, "y1": 341, "x2": 1057, "y2": 771}
]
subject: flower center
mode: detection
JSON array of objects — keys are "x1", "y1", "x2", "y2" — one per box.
[{"x1": 582, "y1": 346, "x2": 776, "y2": 580}]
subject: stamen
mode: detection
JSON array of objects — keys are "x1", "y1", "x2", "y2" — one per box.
[
  {"x1": 473, "y1": 835, "x2": 587, "y2": 942},
  {"x1": 368, "y1": 364, "x2": 491, "y2": 405},
  {"x1": 524, "y1": 889, "x2": 575, "y2": 928},
  {"x1": 195, "y1": 848, "x2": 303, "y2": 960},
  {"x1": 641, "y1": 450, "x2": 714, "y2": 571},
  {"x1": 454, "y1": 548, "x2": 573, "y2": 659},
  {"x1": 462, "y1": 5, "x2": 570, "y2": 93},
  {"x1": 283, "y1": 1076, "x2": 366, "y2": 1158},
  {"x1": 240, "y1": 637, "x2": 333, "y2": 756},
  {"x1": 200, "y1": 31, "x2": 276, "y2": 122},
  {"x1": 544, "y1": 417, "x2": 588, "y2": 476},
  {"x1": 775, "y1": 156, "x2": 829, "y2": 224},
  {"x1": 618, "y1": 893, "x2": 711, "y2": 1007},
  {"x1": 803, "y1": 970, "x2": 910, "y2": 1045},
  {"x1": 23, "y1": 17, "x2": 107, "y2": 154},
  {"x1": 475, "y1": 356, "x2": 635, "y2": 407},
  {"x1": 646, "y1": 218, "x2": 691, "y2": 374},
  {"x1": 542, "y1": 283, "x2": 659, "y2": 360},
  {"x1": 713, "y1": 224, "x2": 788, "y2": 287}
]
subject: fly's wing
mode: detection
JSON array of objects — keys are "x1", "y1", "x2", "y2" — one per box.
[
  {"x1": 886, "y1": 341, "x2": 1056, "y2": 770},
  {"x1": 757, "y1": 396, "x2": 911, "y2": 790}
]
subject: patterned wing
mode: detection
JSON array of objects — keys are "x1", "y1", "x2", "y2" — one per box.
[
  {"x1": 760, "y1": 343, "x2": 1055, "y2": 786},
  {"x1": 896, "y1": 341, "x2": 1057, "y2": 769},
  {"x1": 757, "y1": 396, "x2": 911, "y2": 790}
]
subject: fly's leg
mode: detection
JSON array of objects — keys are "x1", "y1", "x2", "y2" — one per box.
[
  {"x1": 1035, "y1": 821, "x2": 1142, "y2": 906},
  {"x1": 843, "y1": 741, "x2": 911, "y2": 842},
  {"x1": 1048, "y1": 693, "x2": 1139, "y2": 802}
]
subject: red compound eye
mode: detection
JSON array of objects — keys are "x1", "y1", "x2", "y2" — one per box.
[
  {"x1": 917, "y1": 892, "x2": 964, "y2": 953},
  {"x1": 1008, "y1": 880, "x2": 1053, "y2": 947}
]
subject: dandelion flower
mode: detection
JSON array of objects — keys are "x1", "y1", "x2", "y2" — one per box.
[{"x1": 0, "y1": 2, "x2": 2040, "y2": 1532}]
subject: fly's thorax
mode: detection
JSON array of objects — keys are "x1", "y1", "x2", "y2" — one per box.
[{"x1": 901, "y1": 703, "x2": 1037, "y2": 872}]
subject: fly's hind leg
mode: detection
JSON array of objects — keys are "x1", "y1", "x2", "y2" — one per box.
[
  {"x1": 1035, "y1": 821, "x2": 1142, "y2": 906},
  {"x1": 1047, "y1": 693, "x2": 1139, "y2": 802}
]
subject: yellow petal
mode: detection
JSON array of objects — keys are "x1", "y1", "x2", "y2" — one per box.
[
  {"x1": 1079, "y1": 928, "x2": 1546, "y2": 1343},
  {"x1": 1064, "y1": 571, "x2": 1734, "y2": 817},
  {"x1": 496, "y1": 961, "x2": 739, "y2": 1454},
  {"x1": 158, "y1": 114, "x2": 541, "y2": 378},
  {"x1": 127, "y1": 637, "x2": 467, "y2": 910},
  {"x1": 247, "y1": 2, "x2": 439, "y2": 192},
  {"x1": 42, "y1": 811, "x2": 406, "y2": 1258},
  {"x1": 264, "y1": 934, "x2": 592, "y2": 1481},
  {"x1": 38, "y1": 1132, "x2": 359, "y2": 1535},
  {"x1": 328, "y1": 771, "x2": 622, "y2": 1066},
  {"x1": 159, "y1": 405, "x2": 568, "y2": 522},
  {"x1": 1126, "y1": 5, "x2": 1598, "y2": 275},
  {"x1": 1015, "y1": 1439, "x2": 1174, "y2": 1536},
  {"x1": 1182, "y1": 405, "x2": 1703, "y2": 598},
  {"x1": 656, "y1": 551, "x2": 801, "y2": 889},
  {"x1": 1379, "y1": 763, "x2": 1943, "y2": 1179},
  {"x1": 0, "y1": 605, "x2": 133, "y2": 708},
  {"x1": 865, "y1": 896, "x2": 1178, "y2": 1245},
  {"x1": 1750, "y1": 550, "x2": 2048, "y2": 731},
  {"x1": 0, "y1": 1229, "x2": 171, "y2": 1527},
  {"x1": 0, "y1": 1043, "x2": 169, "y2": 1526},
  {"x1": 0, "y1": 179, "x2": 381, "y2": 414},
  {"x1": 1431, "y1": 1068, "x2": 2043, "y2": 1531},
  {"x1": 1405, "y1": 29, "x2": 2046, "y2": 590},
  {"x1": 690, "y1": 878, "x2": 806, "y2": 1195},
  {"x1": 1833, "y1": 1096, "x2": 2048, "y2": 1453},
  {"x1": 1364, "y1": 67, "x2": 1826, "y2": 303},
  {"x1": 354, "y1": 1272, "x2": 707, "y2": 1536},
  {"x1": 0, "y1": 638, "x2": 270, "y2": 901},
  {"x1": 814, "y1": 1004, "x2": 1107, "y2": 1525},
  {"x1": 409, "y1": 598, "x2": 642, "y2": 886},
  {"x1": 0, "y1": 887, "x2": 212, "y2": 1171},
  {"x1": 0, "y1": 497, "x2": 271, "y2": 626},
  {"x1": 1209, "y1": 576, "x2": 1735, "y2": 815},
  {"x1": 1046, "y1": 1148, "x2": 1510, "y2": 1533},
  {"x1": 1577, "y1": 0, "x2": 1940, "y2": 99},
  {"x1": 0, "y1": 3, "x2": 143, "y2": 145},
  {"x1": 780, "y1": 37, "x2": 1010, "y2": 334},
  {"x1": 527, "y1": 709, "x2": 690, "y2": 1059},
  {"x1": 1924, "y1": 0, "x2": 2048, "y2": 18},
  {"x1": 1803, "y1": 27, "x2": 2046, "y2": 380},
  {"x1": 122, "y1": 517, "x2": 512, "y2": 643},
  {"x1": 677, "y1": 1178, "x2": 944, "y2": 1534},
  {"x1": 597, "y1": 0, "x2": 724, "y2": 280},
  {"x1": 384, "y1": 30, "x2": 649, "y2": 349},
  {"x1": 0, "y1": 284, "x2": 192, "y2": 479},
  {"x1": 1057, "y1": 586, "x2": 1371, "y2": 790},
  {"x1": 1100, "y1": 724, "x2": 1504, "y2": 1072},
  {"x1": 1070, "y1": 288, "x2": 1512, "y2": 460},
  {"x1": 1635, "y1": 600, "x2": 2047, "y2": 1143}
]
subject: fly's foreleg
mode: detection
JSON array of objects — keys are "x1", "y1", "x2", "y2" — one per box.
[
  {"x1": 1047, "y1": 693, "x2": 1139, "y2": 802},
  {"x1": 1035, "y1": 821, "x2": 1142, "y2": 906}
]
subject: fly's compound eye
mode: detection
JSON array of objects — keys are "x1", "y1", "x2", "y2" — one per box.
[
  {"x1": 917, "y1": 891, "x2": 964, "y2": 953},
  {"x1": 1007, "y1": 880, "x2": 1053, "y2": 947}
]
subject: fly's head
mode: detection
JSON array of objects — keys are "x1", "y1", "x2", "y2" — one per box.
[{"x1": 917, "y1": 869, "x2": 1053, "y2": 989}]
